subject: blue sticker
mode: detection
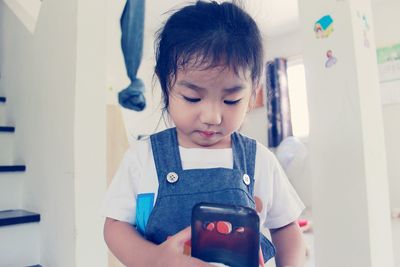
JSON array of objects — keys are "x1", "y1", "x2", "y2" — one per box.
[
  {"x1": 135, "y1": 193, "x2": 155, "y2": 234},
  {"x1": 314, "y1": 15, "x2": 334, "y2": 38}
]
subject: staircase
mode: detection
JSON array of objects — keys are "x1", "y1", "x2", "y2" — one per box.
[{"x1": 0, "y1": 96, "x2": 41, "y2": 266}]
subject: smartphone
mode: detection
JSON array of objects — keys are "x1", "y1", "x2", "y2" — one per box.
[{"x1": 191, "y1": 202, "x2": 260, "y2": 267}]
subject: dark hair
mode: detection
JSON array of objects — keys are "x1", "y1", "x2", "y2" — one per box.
[{"x1": 154, "y1": 0, "x2": 264, "y2": 109}]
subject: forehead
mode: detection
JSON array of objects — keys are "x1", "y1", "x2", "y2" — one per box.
[{"x1": 176, "y1": 63, "x2": 252, "y2": 84}]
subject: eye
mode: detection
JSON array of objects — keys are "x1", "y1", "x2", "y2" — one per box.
[
  {"x1": 182, "y1": 96, "x2": 201, "y2": 103},
  {"x1": 224, "y1": 99, "x2": 242, "y2": 105}
]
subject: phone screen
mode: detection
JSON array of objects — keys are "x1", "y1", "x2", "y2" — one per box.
[{"x1": 191, "y1": 203, "x2": 260, "y2": 267}]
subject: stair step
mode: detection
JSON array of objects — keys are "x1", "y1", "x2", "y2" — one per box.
[
  {"x1": 0, "y1": 131, "x2": 14, "y2": 164},
  {"x1": 0, "y1": 104, "x2": 7, "y2": 125},
  {"x1": 0, "y1": 173, "x2": 23, "y2": 210},
  {"x1": 0, "y1": 210, "x2": 40, "y2": 227},
  {"x1": 0, "y1": 165, "x2": 26, "y2": 172},
  {"x1": 0, "y1": 97, "x2": 5, "y2": 103},
  {"x1": 0, "y1": 219, "x2": 40, "y2": 266},
  {"x1": 0, "y1": 126, "x2": 15, "y2": 132}
]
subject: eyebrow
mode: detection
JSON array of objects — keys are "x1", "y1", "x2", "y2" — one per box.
[{"x1": 176, "y1": 80, "x2": 245, "y2": 93}]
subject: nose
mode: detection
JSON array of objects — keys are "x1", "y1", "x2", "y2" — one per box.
[{"x1": 199, "y1": 102, "x2": 222, "y2": 126}]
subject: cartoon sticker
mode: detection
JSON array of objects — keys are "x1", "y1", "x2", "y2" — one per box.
[
  {"x1": 314, "y1": 15, "x2": 334, "y2": 38},
  {"x1": 325, "y1": 50, "x2": 337, "y2": 68}
]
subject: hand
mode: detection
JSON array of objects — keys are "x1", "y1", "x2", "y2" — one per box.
[
  {"x1": 259, "y1": 247, "x2": 265, "y2": 267},
  {"x1": 153, "y1": 227, "x2": 214, "y2": 267}
]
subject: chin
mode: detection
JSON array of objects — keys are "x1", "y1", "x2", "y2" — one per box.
[
  {"x1": 197, "y1": 138, "x2": 229, "y2": 148},
  {"x1": 198, "y1": 142, "x2": 218, "y2": 148}
]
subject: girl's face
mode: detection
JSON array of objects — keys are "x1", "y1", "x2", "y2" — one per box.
[{"x1": 168, "y1": 65, "x2": 256, "y2": 149}]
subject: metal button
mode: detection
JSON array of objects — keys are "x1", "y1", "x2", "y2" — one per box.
[
  {"x1": 166, "y1": 172, "x2": 179, "y2": 184},
  {"x1": 243, "y1": 174, "x2": 251, "y2": 185}
]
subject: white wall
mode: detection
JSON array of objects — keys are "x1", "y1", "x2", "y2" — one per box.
[
  {"x1": 1, "y1": 0, "x2": 109, "y2": 266},
  {"x1": 373, "y1": 0, "x2": 400, "y2": 209},
  {"x1": 264, "y1": 29, "x2": 303, "y2": 62},
  {"x1": 0, "y1": 0, "x2": 77, "y2": 266},
  {"x1": 243, "y1": 0, "x2": 400, "y2": 210},
  {"x1": 74, "y1": 0, "x2": 108, "y2": 266},
  {"x1": 299, "y1": 0, "x2": 394, "y2": 264}
]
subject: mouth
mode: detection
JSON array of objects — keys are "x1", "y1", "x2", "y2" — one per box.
[{"x1": 198, "y1": 130, "x2": 217, "y2": 138}]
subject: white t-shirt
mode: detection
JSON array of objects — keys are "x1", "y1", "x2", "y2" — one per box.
[{"x1": 101, "y1": 138, "x2": 305, "y2": 230}]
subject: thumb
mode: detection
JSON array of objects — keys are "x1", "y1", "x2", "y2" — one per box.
[{"x1": 171, "y1": 226, "x2": 192, "y2": 245}]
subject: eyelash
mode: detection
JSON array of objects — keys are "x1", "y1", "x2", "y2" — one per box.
[
  {"x1": 224, "y1": 99, "x2": 242, "y2": 105},
  {"x1": 182, "y1": 96, "x2": 201, "y2": 103},
  {"x1": 182, "y1": 96, "x2": 242, "y2": 105}
]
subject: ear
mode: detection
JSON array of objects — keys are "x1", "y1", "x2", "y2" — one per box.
[{"x1": 248, "y1": 84, "x2": 263, "y2": 111}]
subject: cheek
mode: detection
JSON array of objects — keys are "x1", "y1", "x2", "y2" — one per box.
[
  {"x1": 168, "y1": 100, "x2": 195, "y2": 125},
  {"x1": 224, "y1": 105, "x2": 248, "y2": 124}
]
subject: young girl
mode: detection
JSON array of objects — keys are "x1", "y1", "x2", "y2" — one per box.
[{"x1": 102, "y1": 1, "x2": 306, "y2": 266}]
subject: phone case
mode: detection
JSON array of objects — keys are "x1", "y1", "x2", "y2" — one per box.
[{"x1": 191, "y1": 202, "x2": 260, "y2": 267}]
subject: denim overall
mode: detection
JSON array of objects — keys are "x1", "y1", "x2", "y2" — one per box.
[{"x1": 144, "y1": 128, "x2": 275, "y2": 262}]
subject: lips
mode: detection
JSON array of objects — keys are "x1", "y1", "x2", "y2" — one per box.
[{"x1": 198, "y1": 130, "x2": 217, "y2": 138}]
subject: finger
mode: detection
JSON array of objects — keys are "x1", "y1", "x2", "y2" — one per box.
[
  {"x1": 169, "y1": 226, "x2": 192, "y2": 247},
  {"x1": 259, "y1": 247, "x2": 265, "y2": 267},
  {"x1": 183, "y1": 255, "x2": 215, "y2": 267}
]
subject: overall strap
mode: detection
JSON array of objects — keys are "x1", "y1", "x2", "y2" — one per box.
[
  {"x1": 231, "y1": 132, "x2": 257, "y2": 196},
  {"x1": 150, "y1": 128, "x2": 183, "y2": 183}
]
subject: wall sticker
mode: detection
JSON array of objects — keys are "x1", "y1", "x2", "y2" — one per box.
[{"x1": 314, "y1": 15, "x2": 334, "y2": 38}]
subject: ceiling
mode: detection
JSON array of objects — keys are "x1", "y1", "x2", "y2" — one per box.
[
  {"x1": 244, "y1": 0, "x2": 300, "y2": 37},
  {"x1": 147, "y1": 0, "x2": 299, "y2": 37},
  {"x1": 148, "y1": 0, "x2": 388, "y2": 38}
]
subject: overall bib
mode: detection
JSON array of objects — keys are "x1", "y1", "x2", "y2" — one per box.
[{"x1": 144, "y1": 128, "x2": 275, "y2": 262}]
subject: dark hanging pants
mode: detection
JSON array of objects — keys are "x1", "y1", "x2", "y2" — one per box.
[{"x1": 118, "y1": 0, "x2": 146, "y2": 111}]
